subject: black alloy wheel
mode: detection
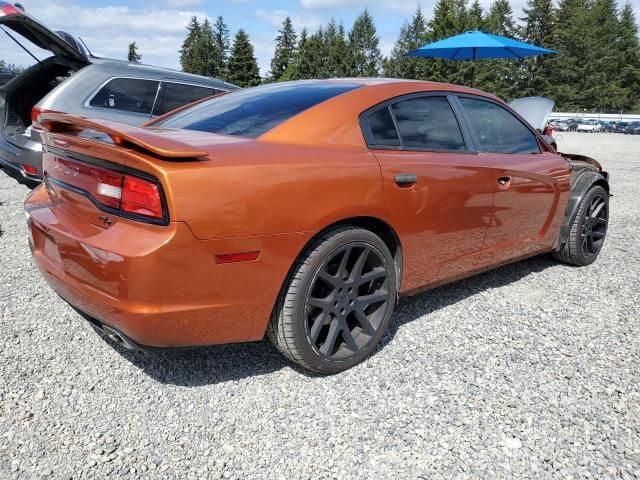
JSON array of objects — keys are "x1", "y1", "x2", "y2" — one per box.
[
  {"x1": 305, "y1": 242, "x2": 391, "y2": 362},
  {"x1": 553, "y1": 185, "x2": 609, "y2": 266},
  {"x1": 580, "y1": 192, "x2": 608, "y2": 259},
  {"x1": 268, "y1": 227, "x2": 397, "y2": 373}
]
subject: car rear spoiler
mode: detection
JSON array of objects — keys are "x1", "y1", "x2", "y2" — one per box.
[{"x1": 38, "y1": 113, "x2": 209, "y2": 159}]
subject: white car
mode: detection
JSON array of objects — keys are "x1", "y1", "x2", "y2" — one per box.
[{"x1": 577, "y1": 120, "x2": 602, "y2": 133}]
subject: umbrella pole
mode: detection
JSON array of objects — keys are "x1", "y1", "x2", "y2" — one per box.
[
  {"x1": 471, "y1": 61, "x2": 475, "y2": 87},
  {"x1": 471, "y1": 47, "x2": 476, "y2": 88}
]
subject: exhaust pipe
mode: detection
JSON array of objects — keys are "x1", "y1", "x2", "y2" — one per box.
[
  {"x1": 79, "y1": 311, "x2": 141, "y2": 351},
  {"x1": 100, "y1": 325, "x2": 141, "y2": 351},
  {"x1": 66, "y1": 302, "x2": 144, "y2": 351}
]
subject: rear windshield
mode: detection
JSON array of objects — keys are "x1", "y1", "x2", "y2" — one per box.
[{"x1": 155, "y1": 81, "x2": 360, "y2": 138}]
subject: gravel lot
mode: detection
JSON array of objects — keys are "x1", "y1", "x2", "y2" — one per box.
[{"x1": 1, "y1": 132, "x2": 639, "y2": 479}]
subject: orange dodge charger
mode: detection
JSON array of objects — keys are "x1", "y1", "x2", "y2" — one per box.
[{"x1": 25, "y1": 79, "x2": 610, "y2": 373}]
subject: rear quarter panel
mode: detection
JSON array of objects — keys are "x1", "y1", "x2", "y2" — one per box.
[{"x1": 125, "y1": 141, "x2": 389, "y2": 240}]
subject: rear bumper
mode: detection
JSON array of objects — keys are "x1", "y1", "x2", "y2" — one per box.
[
  {"x1": 0, "y1": 133, "x2": 43, "y2": 186},
  {"x1": 25, "y1": 186, "x2": 309, "y2": 347}
]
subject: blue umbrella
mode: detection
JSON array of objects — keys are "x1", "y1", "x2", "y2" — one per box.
[{"x1": 405, "y1": 30, "x2": 557, "y2": 87}]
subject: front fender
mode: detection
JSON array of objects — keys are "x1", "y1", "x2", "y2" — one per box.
[{"x1": 556, "y1": 154, "x2": 610, "y2": 250}]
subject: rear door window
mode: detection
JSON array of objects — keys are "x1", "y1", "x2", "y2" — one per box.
[
  {"x1": 88, "y1": 78, "x2": 159, "y2": 115},
  {"x1": 152, "y1": 83, "x2": 224, "y2": 117},
  {"x1": 391, "y1": 96, "x2": 466, "y2": 151},
  {"x1": 459, "y1": 97, "x2": 541, "y2": 154},
  {"x1": 368, "y1": 107, "x2": 401, "y2": 147}
]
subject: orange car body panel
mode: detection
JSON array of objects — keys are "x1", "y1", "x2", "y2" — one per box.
[
  {"x1": 26, "y1": 79, "x2": 571, "y2": 347},
  {"x1": 27, "y1": 186, "x2": 312, "y2": 346},
  {"x1": 373, "y1": 149, "x2": 495, "y2": 291}
]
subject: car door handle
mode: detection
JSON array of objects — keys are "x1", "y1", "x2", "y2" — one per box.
[
  {"x1": 395, "y1": 173, "x2": 418, "y2": 186},
  {"x1": 498, "y1": 176, "x2": 512, "y2": 189}
]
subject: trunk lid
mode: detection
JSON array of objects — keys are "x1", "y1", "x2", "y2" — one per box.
[
  {"x1": 39, "y1": 113, "x2": 215, "y2": 229},
  {"x1": 0, "y1": 2, "x2": 89, "y2": 66},
  {"x1": 44, "y1": 143, "x2": 129, "y2": 229}
]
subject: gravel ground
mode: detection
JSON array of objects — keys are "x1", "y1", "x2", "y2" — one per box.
[{"x1": 1, "y1": 132, "x2": 639, "y2": 479}]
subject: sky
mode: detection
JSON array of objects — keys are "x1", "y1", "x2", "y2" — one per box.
[{"x1": 1, "y1": 0, "x2": 639, "y2": 77}]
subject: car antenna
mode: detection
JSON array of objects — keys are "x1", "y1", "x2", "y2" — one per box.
[
  {"x1": 78, "y1": 37, "x2": 95, "y2": 58},
  {"x1": 0, "y1": 25, "x2": 43, "y2": 65}
]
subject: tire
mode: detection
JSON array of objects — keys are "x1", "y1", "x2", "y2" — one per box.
[
  {"x1": 268, "y1": 227, "x2": 397, "y2": 374},
  {"x1": 553, "y1": 185, "x2": 609, "y2": 266}
]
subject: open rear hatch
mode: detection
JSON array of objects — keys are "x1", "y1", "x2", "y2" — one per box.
[
  {"x1": 0, "y1": 2, "x2": 89, "y2": 65},
  {"x1": 38, "y1": 113, "x2": 209, "y2": 228},
  {"x1": 0, "y1": 2, "x2": 90, "y2": 165}
]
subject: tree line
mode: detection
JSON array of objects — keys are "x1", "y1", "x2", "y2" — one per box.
[
  {"x1": 175, "y1": 0, "x2": 640, "y2": 112},
  {"x1": 0, "y1": 59, "x2": 24, "y2": 74}
]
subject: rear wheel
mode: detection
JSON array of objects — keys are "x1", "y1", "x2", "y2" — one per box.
[
  {"x1": 553, "y1": 185, "x2": 608, "y2": 266},
  {"x1": 268, "y1": 227, "x2": 397, "y2": 374}
]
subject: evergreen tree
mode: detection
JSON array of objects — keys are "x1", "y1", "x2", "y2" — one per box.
[
  {"x1": 127, "y1": 42, "x2": 142, "y2": 64},
  {"x1": 180, "y1": 16, "x2": 202, "y2": 74},
  {"x1": 519, "y1": 0, "x2": 555, "y2": 97},
  {"x1": 424, "y1": 0, "x2": 469, "y2": 84},
  {"x1": 485, "y1": 0, "x2": 516, "y2": 35},
  {"x1": 213, "y1": 16, "x2": 230, "y2": 79},
  {"x1": 310, "y1": 28, "x2": 329, "y2": 77},
  {"x1": 546, "y1": 0, "x2": 593, "y2": 110},
  {"x1": 292, "y1": 28, "x2": 326, "y2": 79},
  {"x1": 467, "y1": 1, "x2": 485, "y2": 30},
  {"x1": 174, "y1": 0, "x2": 640, "y2": 110},
  {"x1": 325, "y1": 20, "x2": 349, "y2": 77},
  {"x1": 383, "y1": 7, "x2": 429, "y2": 79},
  {"x1": 284, "y1": 28, "x2": 308, "y2": 80},
  {"x1": 347, "y1": 9, "x2": 383, "y2": 77},
  {"x1": 582, "y1": 0, "x2": 624, "y2": 110},
  {"x1": 192, "y1": 19, "x2": 217, "y2": 77},
  {"x1": 270, "y1": 16, "x2": 297, "y2": 81},
  {"x1": 617, "y1": 3, "x2": 640, "y2": 110},
  {"x1": 477, "y1": 0, "x2": 518, "y2": 97},
  {"x1": 226, "y1": 30, "x2": 261, "y2": 87}
]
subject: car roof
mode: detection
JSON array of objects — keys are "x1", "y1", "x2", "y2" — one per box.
[
  {"x1": 321, "y1": 77, "x2": 501, "y2": 100},
  {"x1": 260, "y1": 78, "x2": 504, "y2": 147}
]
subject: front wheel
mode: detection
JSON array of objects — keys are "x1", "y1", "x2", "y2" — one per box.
[
  {"x1": 553, "y1": 185, "x2": 609, "y2": 266},
  {"x1": 268, "y1": 227, "x2": 397, "y2": 374}
]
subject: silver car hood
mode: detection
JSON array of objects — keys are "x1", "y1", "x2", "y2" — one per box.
[{"x1": 509, "y1": 96, "x2": 555, "y2": 131}]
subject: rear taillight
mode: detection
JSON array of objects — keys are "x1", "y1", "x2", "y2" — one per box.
[
  {"x1": 22, "y1": 164, "x2": 38, "y2": 175},
  {"x1": 44, "y1": 155, "x2": 165, "y2": 223},
  {"x1": 121, "y1": 175, "x2": 163, "y2": 218},
  {"x1": 31, "y1": 108, "x2": 62, "y2": 128}
]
